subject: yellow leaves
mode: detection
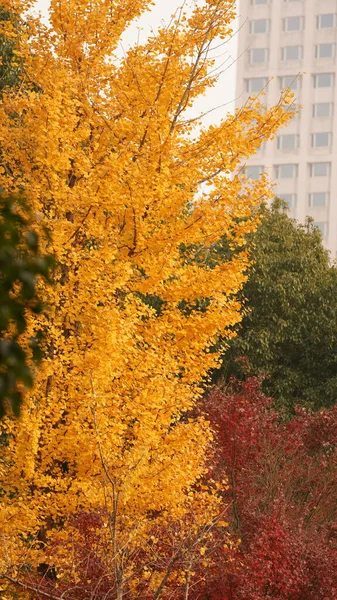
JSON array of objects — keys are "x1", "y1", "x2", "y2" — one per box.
[
  {"x1": 0, "y1": 0, "x2": 294, "y2": 593},
  {"x1": 143, "y1": 567, "x2": 151, "y2": 580}
]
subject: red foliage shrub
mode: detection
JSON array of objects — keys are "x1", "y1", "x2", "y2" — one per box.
[{"x1": 201, "y1": 378, "x2": 337, "y2": 600}]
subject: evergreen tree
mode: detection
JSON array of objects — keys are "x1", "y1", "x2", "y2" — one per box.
[{"x1": 216, "y1": 199, "x2": 337, "y2": 412}]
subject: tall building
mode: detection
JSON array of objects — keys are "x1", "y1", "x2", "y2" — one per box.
[{"x1": 236, "y1": 0, "x2": 337, "y2": 256}]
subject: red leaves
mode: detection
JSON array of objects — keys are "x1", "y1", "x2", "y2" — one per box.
[{"x1": 202, "y1": 378, "x2": 337, "y2": 600}]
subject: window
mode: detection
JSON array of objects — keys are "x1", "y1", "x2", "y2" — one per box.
[
  {"x1": 314, "y1": 222, "x2": 328, "y2": 237},
  {"x1": 282, "y1": 45, "x2": 303, "y2": 60},
  {"x1": 277, "y1": 134, "x2": 299, "y2": 150},
  {"x1": 250, "y1": 19, "x2": 270, "y2": 34},
  {"x1": 314, "y1": 73, "x2": 334, "y2": 88},
  {"x1": 309, "y1": 192, "x2": 329, "y2": 207},
  {"x1": 283, "y1": 16, "x2": 304, "y2": 31},
  {"x1": 275, "y1": 164, "x2": 298, "y2": 178},
  {"x1": 250, "y1": 48, "x2": 269, "y2": 64},
  {"x1": 317, "y1": 14, "x2": 336, "y2": 29},
  {"x1": 315, "y1": 44, "x2": 335, "y2": 59},
  {"x1": 310, "y1": 162, "x2": 330, "y2": 176},
  {"x1": 313, "y1": 103, "x2": 334, "y2": 117},
  {"x1": 280, "y1": 75, "x2": 301, "y2": 90},
  {"x1": 280, "y1": 193, "x2": 297, "y2": 208},
  {"x1": 244, "y1": 165, "x2": 265, "y2": 179},
  {"x1": 246, "y1": 77, "x2": 268, "y2": 93},
  {"x1": 312, "y1": 132, "x2": 331, "y2": 147},
  {"x1": 251, "y1": 0, "x2": 270, "y2": 4}
]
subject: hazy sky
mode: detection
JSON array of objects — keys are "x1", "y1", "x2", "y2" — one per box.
[{"x1": 34, "y1": 0, "x2": 240, "y2": 124}]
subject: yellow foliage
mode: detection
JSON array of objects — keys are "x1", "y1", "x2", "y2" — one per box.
[{"x1": 0, "y1": 0, "x2": 293, "y2": 596}]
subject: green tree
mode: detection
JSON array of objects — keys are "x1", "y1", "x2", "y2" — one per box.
[
  {"x1": 215, "y1": 199, "x2": 337, "y2": 413},
  {"x1": 0, "y1": 195, "x2": 53, "y2": 417},
  {"x1": 0, "y1": 11, "x2": 52, "y2": 418},
  {"x1": 0, "y1": 7, "x2": 22, "y2": 93}
]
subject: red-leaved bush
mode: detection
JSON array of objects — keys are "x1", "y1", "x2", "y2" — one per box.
[{"x1": 200, "y1": 377, "x2": 337, "y2": 600}]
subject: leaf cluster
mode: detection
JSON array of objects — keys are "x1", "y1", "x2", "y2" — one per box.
[
  {"x1": 0, "y1": 195, "x2": 53, "y2": 417},
  {"x1": 0, "y1": 7, "x2": 22, "y2": 93},
  {"x1": 214, "y1": 199, "x2": 337, "y2": 413},
  {"x1": 201, "y1": 378, "x2": 337, "y2": 600},
  {"x1": 0, "y1": 0, "x2": 293, "y2": 595}
]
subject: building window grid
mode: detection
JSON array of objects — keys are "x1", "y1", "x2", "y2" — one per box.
[
  {"x1": 281, "y1": 46, "x2": 303, "y2": 61},
  {"x1": 317, "y1": 14, "x2": 337, "y2": 29},
  {"x1": 275, "y1": 164, "x2": 298, "y2": 178},
  {"x1": 283, "y1": 16, "x2": 305, "y2": 32},
  {"x1": 277, "y1": 134, "x2": 299, "y2": 150},
  {"x1": 245, "y1": 77, "x2": 268, "y2": 93},
  {"x1": 244, "y1": 165, "x2": 265, "y2": 179},
  {"x1": 250, "y1": 19, "x2": 271, "y2": 34},
  {"x1": 315, "y1": 44, "x2": 336, "y2": 59},
  {"x1": 313, "y1": 103, "x2": 334, "y2": 118},
  {"x1": 314, "y1": 73, "x2": 335, "y2": 88},
  {"x1": 250, "y1": 48, "x2": 269, "y2": 64},
  {"x1": 239, "y1": 9, "x2": 337, "y2": 251},
  {"x1": 309, "y1": 192, "x2": 329, "y2": 207},
  {"x1": 310, "y1": 162, "x2": 331, "y2": 177},
  {"x1": 311, "y1": 132, "x2": 332, "y2": 148},
  {"x1": 280, "y1": 75, "x2": 301, "y2": 90}
]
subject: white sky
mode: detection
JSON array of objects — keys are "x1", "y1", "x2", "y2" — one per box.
[{"x1": 34, "y1": 0, "x2": 240, "y2": 125}]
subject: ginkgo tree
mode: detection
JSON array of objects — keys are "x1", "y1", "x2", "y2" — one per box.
[{"x1": 0, "y1": 0, "x2": 293, "y2": 597}]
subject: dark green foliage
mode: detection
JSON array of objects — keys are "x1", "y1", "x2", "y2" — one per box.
[
  {"x1": 0, "y1": 11, "x2": 52, "y2": 418},
  {"x1": 215, "y1": 199, "x2": 337, "y2": 413},
  {"x1": 136, "y1": 292, "x2": 165, "y2": 317},
  {"x1": 0, "y1": 195, "x2": 53, "y2": 417},
  {"x1": 0, "y1": 7, "x2": 22, "y2": 93}
]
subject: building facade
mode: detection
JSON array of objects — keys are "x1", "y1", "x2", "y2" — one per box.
[{"x1": 236, "y1": 0, "x2": 337, "y2": 256}]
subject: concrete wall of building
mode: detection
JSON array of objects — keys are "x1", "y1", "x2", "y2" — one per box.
[{"x1": 236, "y1": 0, "x2": 337, "y2": 257}]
